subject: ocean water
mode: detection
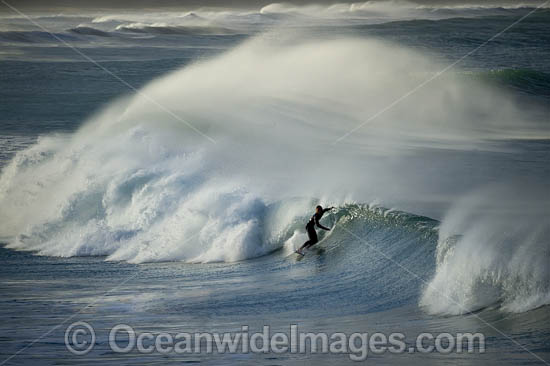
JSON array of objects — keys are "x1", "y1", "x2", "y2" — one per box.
[{"x1": 0, "y1": 3, "x2": 549, "y2": 365}]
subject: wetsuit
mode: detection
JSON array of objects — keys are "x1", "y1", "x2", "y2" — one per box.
[{"x1": 303, "y1": 209, "x2": 331, "y2": 249}]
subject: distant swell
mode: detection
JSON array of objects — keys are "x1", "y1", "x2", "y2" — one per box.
[
  {"x1": 69, "y1": 26, "x2": 112, "y2": 37},
  {"x1": 0, "y1": 31, "x2": 77, "y2": 43},
  {"x1": 114, "y1": 23, "x2": 236, "y2": 35}
]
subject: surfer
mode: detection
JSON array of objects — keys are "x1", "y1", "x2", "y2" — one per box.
[{"x1": 296, "y1": 205, "x2": 334, "y2": 255}]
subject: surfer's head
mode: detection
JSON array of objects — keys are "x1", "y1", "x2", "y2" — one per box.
[{"x1": 316, "y1": 205, "x2": 323, "y2": 214}]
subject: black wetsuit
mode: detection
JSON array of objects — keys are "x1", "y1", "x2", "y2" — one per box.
[{"x1": 303, "y1": 209, "x2": 331, "y2": 249}]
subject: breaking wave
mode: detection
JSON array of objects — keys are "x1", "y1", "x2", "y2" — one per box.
[{"x1": 0, "y1": 33, "x2": 548, "y2": 315}]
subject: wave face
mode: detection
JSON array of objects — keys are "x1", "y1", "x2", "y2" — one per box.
[{"x1": 0, "y1": 33, "x2": 549, "y2": 314}]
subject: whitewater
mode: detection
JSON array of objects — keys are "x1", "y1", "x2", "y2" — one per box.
[{"x1": 0, "y1": 3, "x2": 549, "y2": 365}]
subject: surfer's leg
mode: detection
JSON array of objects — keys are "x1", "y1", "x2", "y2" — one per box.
[
  {"x1": 299, "y1": 240, "x2": 311, "y2": 251},
  {"x1": 299, "y1": 227, "x2": 317, "y2": 251},
  {"x1": 303, "y1": 228, "x2": 318, "y2": 249},
  {"x1": 304, "y1": 238, "x2": 318, "y2": 249},
  {"x1": 299, "y1": 238, "x2": 315, "y2": 250}
]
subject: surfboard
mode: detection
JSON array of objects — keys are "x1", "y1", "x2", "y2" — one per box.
[{"x1": 294, "y1": 249, "x2": 306, "y2": 261}]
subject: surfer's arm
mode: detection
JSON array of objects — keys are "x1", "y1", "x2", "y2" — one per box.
[
  {"x1": 323, "y1": 207, "x2": 334, "y2": 213},
  {"x1": 315, "y1": 217, "x2": 331, "y2": 231},
  {"x1": 317, "y1": 223, "x2": 330, "y2": 231}
]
